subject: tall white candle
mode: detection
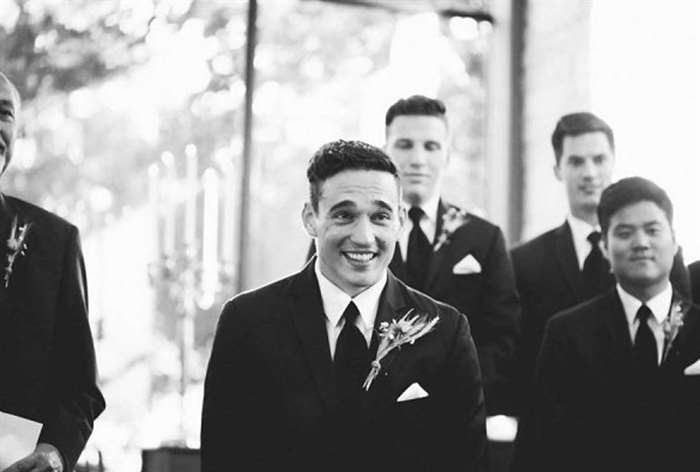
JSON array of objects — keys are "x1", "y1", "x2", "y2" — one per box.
[
  {"x1": 201, "y1": 168, "x2": 220, "y2": 308},
  {"x1": 221, "y1": 154, "x2": 236, "y2": 267},
  {"x1": 148, "y1": 163, "x2": 160, "y2": 258},
  {"x1": 161, "y1": 151, "x2": 176, "y2": 257},
  {"x1": 184, "y1": 144, "x2": 198, "y2": 255}
]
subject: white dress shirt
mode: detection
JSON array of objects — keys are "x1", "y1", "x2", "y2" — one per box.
[
  {"x1": 616, "y1": 282, "x2": 673, "y2": 364},
  {"x1": 567, "y1": 214, "x2": 602, "y2": 270},
  {"x1": 399, "y1": 194, "x2": 441, "y2": 261},
  {"x1": 314, "y1": 259, "x2": 387, "y2": 359}
]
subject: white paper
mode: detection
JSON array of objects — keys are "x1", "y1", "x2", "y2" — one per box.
[{"x1": 0, "y1": 410, "x2": 42, "y2": 469}]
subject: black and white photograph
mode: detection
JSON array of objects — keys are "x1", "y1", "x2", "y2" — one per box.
[{"x1": 1, "y1": 0, "x2": 699, "y2": 471}]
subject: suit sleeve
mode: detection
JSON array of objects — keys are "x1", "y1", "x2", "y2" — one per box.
[
  {"x1": 38, "y1": 226, "x2": 105, "y2": 471},
  {"x1": 202, "y1": 300, "x2": 274, "y2": 471},
  {"x1": 439, "y1": 311, "x2": 488, "y2": 471},
  {"x1": 476, "y1": 226, "x2": 521, "y2": 414}
]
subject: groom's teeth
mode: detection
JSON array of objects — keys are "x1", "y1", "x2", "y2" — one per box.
[{"x1": 346, "y1": 252, "x2": 373, "y2": 262}]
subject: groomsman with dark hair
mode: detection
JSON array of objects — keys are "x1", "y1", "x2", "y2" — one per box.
[
  {"x1": 383, "y1": 95, "x2": 520, "y2": 416},
  {"x1": 531, "y1": 177, "x2": 700, "y2": 472},
  {"x1": 510, "y1": 112, "x2": 690, "y2": 470}
]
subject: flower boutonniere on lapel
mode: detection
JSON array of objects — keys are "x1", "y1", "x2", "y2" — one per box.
[
  {"x1": 433, "y1": 207, "x2": 470, "y2": 252},
  {"x1": 3, "y1": 216, "x2": 32, "y2": 288},
  {"x1": 661, "y1": 299, "x2": 689, "y2": 362},
  {"x1": 362, "y1": 309, "x2": 439, "y2": 391}
]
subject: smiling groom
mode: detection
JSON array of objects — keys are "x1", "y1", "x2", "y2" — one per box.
[{"x1": 201, "y1": 140, "x2": 486, "y2": 472}]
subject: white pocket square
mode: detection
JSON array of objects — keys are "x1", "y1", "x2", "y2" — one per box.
[
  {"x1": 397, "y1": 382, "x2": 429, "y2": 402},
  {"x1": 452, "y1": 254, "x2": 481, "y2": 274},
  {"x1": 684, "y1": 358, "x2": 700, "y2": 375}
]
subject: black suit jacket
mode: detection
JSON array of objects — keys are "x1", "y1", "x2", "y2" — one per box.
[
  {"x1": 511, "y1": 221, "x2": 690, "y2": 413},
  {"x1": 0, "y1": 194, "x2": 105, "y2": 471},
  {"x1": 690, "y1": 260, "x2": 700, "y2": 304},
  {"x1": 201, "y1": 261, "x2": 487, "y2": 472},
  {"x1": 531, "y1": 290, "x2": 700, "y2": 472},
  {"x1": 389, "y1": 202, "x2": 520, "y2": 414}
]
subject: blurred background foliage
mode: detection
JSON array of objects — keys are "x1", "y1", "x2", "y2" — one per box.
[{"x1": 0, "y1": 0, "x2": 490, "y2": 469}]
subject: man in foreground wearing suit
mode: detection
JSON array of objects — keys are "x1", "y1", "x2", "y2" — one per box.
[
  {"x1": 384, "y1": 95, "x2": 519, "y2": 415},
  {"x1": 201, "y1": 140, "x2": 486, "y2": 471},
  {"x1": 532, "y1": 177, "x2": 700, "y2": 472},
  {"x1": 0, "y1": 72, "x2": 105, "y2": 472}
]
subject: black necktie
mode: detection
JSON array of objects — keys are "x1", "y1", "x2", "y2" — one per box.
[
  {"x1": 634, "y1": 304, "x2": 658, "y2": 373},
  {"x1": 406, "y1": 207, "x2": 432, "y2": 291},
  {"x1": 334, "y1": 302, "x2": 368, "y2": 401},
  {"x1": 582, "y1": 231, "x2": 605, "y2": 298}
]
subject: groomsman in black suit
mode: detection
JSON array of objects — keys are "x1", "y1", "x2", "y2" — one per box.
[
  {"x1": 690, "y1": 260, "x2": 700, "y2": 304},
  {"x1": 510, "y1": 112, "x2": 617, "y2": 421},
  {"x1": 383, "y1": 95, "x2": 520, "y2": 415},
  {"x1": 0, "y1": 72, "x2": 105, "y2": 471},
  {"x1": 532, "y1": 177, "x2": 700, "y2": 472},
  {"x1": 202, "y1": 140, "x2": 487, "y2": 471},
  {"x1": 510, "y1": 112, "x2": 689, "y2": 469}
]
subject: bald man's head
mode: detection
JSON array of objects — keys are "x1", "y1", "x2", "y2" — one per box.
[{"x1": 0, "y1": 72, "x2": 20, "y2": 175}]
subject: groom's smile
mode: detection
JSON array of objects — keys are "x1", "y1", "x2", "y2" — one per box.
[{"x1": 303, "y1": 168, "x2": 405, "y2": 297}]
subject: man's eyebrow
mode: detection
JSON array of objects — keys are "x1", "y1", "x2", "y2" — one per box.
[
  {"x1": 0, "y1": 99, "x2": 14, "y2": 110},
  {"x1": 328, "y1": 200, "x2": 356, "y2": 212},
  {"x1": 373, "y1": 200, "x2": 394, "y2": 212}
]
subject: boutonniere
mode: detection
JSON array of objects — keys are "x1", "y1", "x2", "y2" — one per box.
[
  {"x1": 363, "y1": 309, "x2": 439, "y2": 390},
  {"x1": 662, "y1": 299, "x2": 689, "y2": 361},
  {"x1": 3, "y1": 216, "x2": 32, "y2": 288},
  {"x1": 434, "y1": 207, "x2": 469, "y2": 252}
]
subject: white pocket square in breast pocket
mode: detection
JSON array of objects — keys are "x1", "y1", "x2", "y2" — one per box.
[
  {"x1": 684, "y1": 358, "x2": 700, "y2": 375},
  {"x1": 452, "y1": 254, "x2": 481, "y2": 275},
  {"x1": 397, "y1": 382, "x2": 429, "y2": 402}
]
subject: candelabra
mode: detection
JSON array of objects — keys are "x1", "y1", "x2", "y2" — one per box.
[{"x1": 147, "y1": 145, "x2": 236, "y2": 444}]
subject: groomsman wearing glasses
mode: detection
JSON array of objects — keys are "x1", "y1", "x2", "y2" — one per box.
[{"x1": 531, "y1": 177, "x2": 700, "y2": 472}]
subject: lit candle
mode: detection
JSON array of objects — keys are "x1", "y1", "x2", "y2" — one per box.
[
  {"x1": 148, "y1": 163, "x2": 160, "y2": 258},
  {"x1": 222, "y1": 154, "x2": 236, "y2": 267},
  {"x1": 161, "y1": 151, "x2": 176, "y2": 257},
  {"x1": 184, "y1": 144, "x2": 198, "y2": 255},
  {"x1": 201, "y1": 168, "x2": 220, "y2": 308}
]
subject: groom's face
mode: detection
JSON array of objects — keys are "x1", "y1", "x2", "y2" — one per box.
[{"x1": 303, "y1": 169, "x2": 404, "y2": 297}]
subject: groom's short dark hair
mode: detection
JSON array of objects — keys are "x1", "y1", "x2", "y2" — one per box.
[
  {"x1": 306, "y1": 139, "x2": 398, "y2": 211},
  {"x1": 598, "y1": 176, "x2": 673, "y2": 236}
]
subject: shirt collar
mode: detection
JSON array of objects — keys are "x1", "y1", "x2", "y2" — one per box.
[
  {"x1": 419, "y1": 194, "x2": 441, "y2": 226},
  {"x1": 616, "y1": 282, "x2": 673, "y2": 326},
  {"x1": 567, "y1": 214, "x2": 601, "y2": 269},
  {"x1": 314, "y1": 258, "x2": 387, "y2": 330}
]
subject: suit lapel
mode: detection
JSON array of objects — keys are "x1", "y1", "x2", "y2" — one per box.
[
  {"x1": 424, "y1": 200, "x2": 453, "y2": 292},
  {"x1": 364, "y1": 273, "x2": 411, "y2": 406},
  {"x1": 662, "y1": 296, "x2": 699, "y2": 368},
  {"x1": 0, "y1": 193, "x2": 14, "y2": 245},
  {"x1": 594, "y1": 288, "x2": 636, "y2": 373},
  {"x1": 289, "y1": 260, "x2": 336, "y2": 408},
  {"x1": 555, "y1": 221, "x2": 583, "y2": 298}
]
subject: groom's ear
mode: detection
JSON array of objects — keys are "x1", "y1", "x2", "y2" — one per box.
[{"x1": 302, "y1": 202, "x2": 318, "y2": 237}]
